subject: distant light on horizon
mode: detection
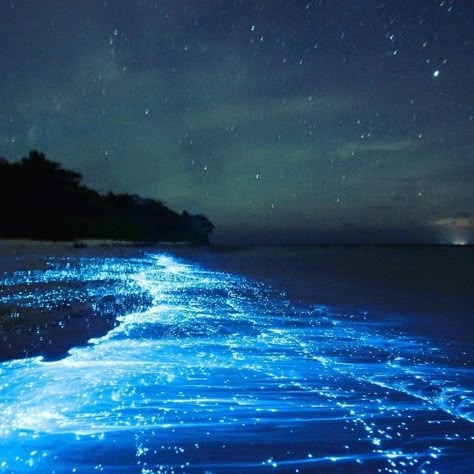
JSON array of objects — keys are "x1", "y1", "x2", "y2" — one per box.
[
  {"x1": 432, "y1": 217, "x2": 473, "y2": 246},
  {"x1": 451, "y1": 239, "x2": 468, "y2": 246}
]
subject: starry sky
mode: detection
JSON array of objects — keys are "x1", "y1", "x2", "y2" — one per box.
[{"x1": 1, "y1": 0, "x2": 473, "y2": 244}]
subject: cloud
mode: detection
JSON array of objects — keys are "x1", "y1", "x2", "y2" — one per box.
[
  {"x1": 431, "y1": 216, "x2": 474, "y2": 229},
  {"x1": 336, "y1": 139, "x2": 415, "y2": 160},
  {"x1": 186, "y1": 94, "x2": 354, "y2": 133}
]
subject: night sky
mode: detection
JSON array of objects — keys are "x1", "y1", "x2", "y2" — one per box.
[{"x1": 1, "y1": 0, "x2": 473, "y2": 244}]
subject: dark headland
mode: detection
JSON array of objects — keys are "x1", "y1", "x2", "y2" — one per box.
[{"x1": 0, "y1": 150, "x2": 214, "y2": 245}]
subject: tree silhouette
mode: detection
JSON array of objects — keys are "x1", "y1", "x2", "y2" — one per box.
[{"x1": 0, "y1": 151, "x2": 214, "y2": 244}]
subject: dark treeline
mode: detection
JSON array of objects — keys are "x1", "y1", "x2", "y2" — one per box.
[{"x1": 0, "y1": 151, "x2": 214, "y2": 244}]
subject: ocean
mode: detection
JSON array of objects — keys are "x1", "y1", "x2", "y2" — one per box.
[{"x1": 0, "y1": 244, "x2": 473, "y2": 473}]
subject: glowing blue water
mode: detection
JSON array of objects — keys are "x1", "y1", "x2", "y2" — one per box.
[{"x1": 0, "y1": 251, "x2": 473, "y2": 473}]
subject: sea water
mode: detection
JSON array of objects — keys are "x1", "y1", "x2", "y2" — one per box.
[{"x1": 0, "y1": 245, "x2": 473, "y2": 473}]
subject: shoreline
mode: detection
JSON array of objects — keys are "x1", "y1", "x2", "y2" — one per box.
[
  {"x1": 1, "y1": 243, "x2": 472, "y2": 362},
  {"x1": 0, "y1": 238, "x2": 196, "y2": 248}
]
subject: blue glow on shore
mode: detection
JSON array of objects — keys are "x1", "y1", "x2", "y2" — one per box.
[{"x1": 0, "y1": 252, "x2": 473, "y2": 473}]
